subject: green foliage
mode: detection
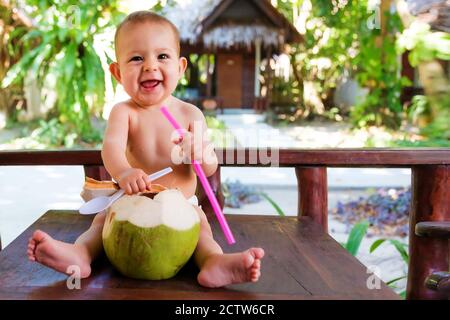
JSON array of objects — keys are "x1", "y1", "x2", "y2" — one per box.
[
  {"x1": 408, "y1": 95, "x2": 430, "y2": 124},
  {"x1": 343, "y1": 220, "x2": 369, "y2": 256},
  {"x1": 221, "y1": 179, "x2": 286, "y2": 216},
  {"x1": 272, "y1": 0, "x2": 409, "y2": 129},
  {"x1": 277, "y1": 0, "x2": 361, "y2": 118},
  {"x1": 395, "y1": 21, "x2": 450, "y2": 144},
  {"x1": 396, "y1": 21, "x2": 450, "y2": 67},
  {"x1": 341, "y1": 221, "x2": 409, "y2": 298},
  {"x1": 205, "y1": 115, "x2": 235, "y2": 148},
  {"x1": 259, "y1": 192, "x2": 286, "y2": 217},
  {"x1": 1, "y1": 0, "x2": 124, "y2": 144},
  {"x1": 31, "y1": 118, "x2": 101, "y2": 148},
  {"x1": 205, "y1": 115, "x2": 226, "y2": 130},
  {"x1": 370, "y1": 238, "x2": 409, "y2": 264},
  {"x1": 370, "y1": 238, "x2": 409, "y2": 298},
  {"x1": 350, "y1": 8, "x2": 408, "y2": 129}
]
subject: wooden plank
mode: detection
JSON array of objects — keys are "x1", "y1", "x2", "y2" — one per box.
[
  {"x1": 0, "y1": 211, "x2": 399, "y2": 300},
  {"x1": 211, "y1": 215, "x2": 398, "y2": 299},
  {"x1": 216, "y1": 149, "x2": 450, "y2": 167},
  {"x1": 0, "y1": 150, "x2": 102, "y2": 166},
  {"x1": 1, "y1": 149, "x2": 449, "y2": 167}
]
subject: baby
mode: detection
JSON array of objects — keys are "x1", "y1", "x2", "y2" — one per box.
[{"x1": 27, "y1": 11, "x2": 264, "y2": 288}]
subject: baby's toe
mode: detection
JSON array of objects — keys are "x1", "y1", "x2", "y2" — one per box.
[
  {"x1": 27, "y1": 251, "x2": 36, "y2": 261},
  {"x1": 243, "y1": 252, "x2": 255, "y2": 268},
  {"x1": 250, "y1": 266, "x2": 260, "y2": 279},
  {"x1": 250, "y1": 248, "x2": 265, "y2": 260},
  {"x1": 250, "y1": 272, "x2": 260, "y2": 282}
]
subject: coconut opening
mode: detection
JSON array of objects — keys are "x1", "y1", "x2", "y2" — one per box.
[{"x1": 109, "y1": 189, "x2": 199, "y2": 230}]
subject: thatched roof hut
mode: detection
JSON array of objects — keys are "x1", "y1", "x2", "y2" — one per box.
[
  {"x1": 161, "y1": 0, "x2": 302, "y2": 109},
  {"x1": 406, "y1": 0, "x2": 450, "y2": 32},
  {"x1": 163, "y1": 0, "x2": 301, "y2": 52}
]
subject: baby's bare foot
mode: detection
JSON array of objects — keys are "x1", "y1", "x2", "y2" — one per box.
[
  {"x1": 197, "y1": 248, "x2": 264, "y2": 288},
  {"x1": 27, "y1": 230, "x2": 91, "y2": 278}
]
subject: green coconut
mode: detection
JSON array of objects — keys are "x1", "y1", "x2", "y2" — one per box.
[{"x1": 102, "y1": 189, "x2": 200, "y2": 280}]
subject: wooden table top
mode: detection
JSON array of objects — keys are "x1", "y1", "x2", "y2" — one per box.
[{"x1": 0, "y1": 211, "x2": 399, "y2": 300}]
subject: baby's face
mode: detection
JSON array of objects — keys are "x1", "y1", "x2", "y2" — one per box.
[{"x1": 112, "y1": 21, "x2": 186, "y2": 108}]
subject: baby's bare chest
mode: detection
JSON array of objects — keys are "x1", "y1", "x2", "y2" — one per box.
[{"x1": 127, "y1": 113, "x2": 186, "y2": 168}]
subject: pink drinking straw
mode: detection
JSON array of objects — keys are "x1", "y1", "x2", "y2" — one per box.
[{"x1": 160, "y1": 106, "x2": 236, "y2": 245}]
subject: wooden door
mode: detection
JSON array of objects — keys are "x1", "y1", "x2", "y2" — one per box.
[{"x1": 217, "y1": 53, "x2": 242, "y2": 108}]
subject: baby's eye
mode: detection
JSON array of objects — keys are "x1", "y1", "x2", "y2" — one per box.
[
  {"x1": 129, "y1": 56, "x2": 143, "y2": 62},
  {"x1": 158, "y1": 54, "x2": 169, "y2": 60}
]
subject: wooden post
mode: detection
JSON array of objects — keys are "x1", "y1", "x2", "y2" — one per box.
[
  {"x1": 407, "y1": 165, "x2": 450, "y2": 300},
  {"x1": 206, "y1": 54, "x2": 212, "y2": 97},
  {"x1": 83, "y1": 165, "x2": 111, "y2": 181},
  {"x1": 295, "y1": 167, "x2": 328, "y2": 232},
  {"x1": 254, "y1": 37, "x2": 262, "y2": 98}
]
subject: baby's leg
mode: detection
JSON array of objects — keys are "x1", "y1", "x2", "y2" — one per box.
[
  {"x1": 193, "y1": 207, "x2": 265, "y2": 288},
  {"x1": 27, "y1": 211, "x2": 106, "y2": 278}
]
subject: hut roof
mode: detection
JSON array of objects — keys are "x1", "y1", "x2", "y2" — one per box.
[
  {"x1": 161, "y1": 0, "x2": 302, "y2": 50},
  {"x1": 406, "y1": 0, "x2": 450, "y2": 32}
]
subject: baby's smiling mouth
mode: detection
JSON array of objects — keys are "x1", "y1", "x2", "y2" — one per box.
[{"x1": 140, "y1": 80, "x2": 161, "y2": 89}]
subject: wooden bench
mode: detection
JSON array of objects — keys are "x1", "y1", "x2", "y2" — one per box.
[{"x1": 0, "y1": 148, "x2": 448, "y2": 300}]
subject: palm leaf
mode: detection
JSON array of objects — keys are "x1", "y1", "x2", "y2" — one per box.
[
  {"x1": 389, "y1": 239, "x2": 409, "y2": 263},
  {"x1": 370, "y1": 238, "x2": 409, "y2": 264},
  {"x1": 369, "y1": 238, "x2": 386, "y2": 253},
  {"x1": 63, "y1": 42, "x2": 77, "y2": 82},
  {"x1": 386, "y1": 275, "x2": 407, "y2": 286},
  {"x1": 1, "y1": 43, "x2": 45, "y2": 88},
  {"x1": 259, "y1": 192, "x2": 285, "y2": 216},
  {"x1": 345, "y1": 220, "x2": 369, "y2": 256}
]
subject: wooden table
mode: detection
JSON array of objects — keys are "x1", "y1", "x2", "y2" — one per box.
[{"x1": 0, "y1": 210, "x2": 399, "y2": 300}]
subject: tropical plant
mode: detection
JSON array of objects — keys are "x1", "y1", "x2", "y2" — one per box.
[
  {"x1": 370, "y1": 238, "x2": 409, "y2": 298},
  {"x1": 205, "y1": 115, "x2": 235, "y2": 148},
  {"x1": 0, "y1": 2, "x2": 28, "y2": 123},
  {"x1": 396, "y1": 21, "x2": 450, "y2": 67},
  {"x1": 396, "y1": 20, "x2": 450, "y2": 142},
  {"x1": 222, "y1": 180, "x2": 261, "y2": 209},
  {"x1": 271, "y1": 0, "x2": 410, "y2": 129},
  {"x1": 1, "y1": 0, "x2": 125, "y2": 146},
  {"x1": 221, "y1": 180, "x2": 286, "y2": 216},
  {"x1": 341, "y1": 220, "x2": 409, "y2": 298},
  {"x1": 259, "y1": 192, "x2": 286, "y2": 217}
]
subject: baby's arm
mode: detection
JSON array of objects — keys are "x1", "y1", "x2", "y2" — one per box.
[{"x1": 101, "y1": 104, "x2": 151, "y2": 194}]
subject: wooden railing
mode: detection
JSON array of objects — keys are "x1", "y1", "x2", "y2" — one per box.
[{"x1": 0, "y1": 148, "x2": 449, "y2": 300}]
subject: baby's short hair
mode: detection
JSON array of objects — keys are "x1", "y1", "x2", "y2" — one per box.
[{"x1": 114, "y1": 10, "x2": 181, "y2": 56}]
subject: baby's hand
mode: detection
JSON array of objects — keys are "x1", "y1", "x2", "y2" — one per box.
[
  {"x1": 172, "y1": 129, "x2": 203, "y2": 163},
  {"x1": 117, "y1": 168, "x2": 152, "y2": 195}
]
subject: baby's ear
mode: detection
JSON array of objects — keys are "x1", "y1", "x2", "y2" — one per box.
[
  {"x1": 109, "y1": 62, "x2": 122, "y2": 83},
  {"x1": 178, "y1": 57, "x2": 187, "y2": 76}
]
